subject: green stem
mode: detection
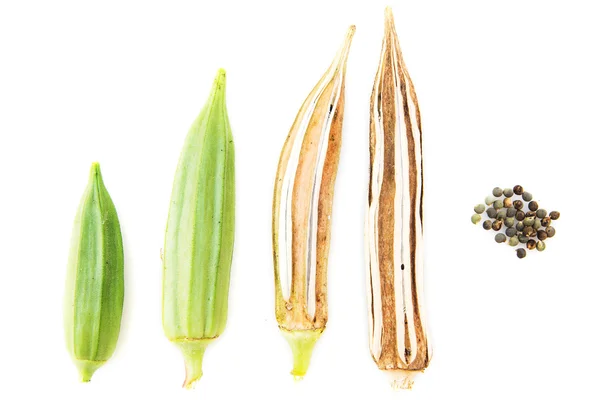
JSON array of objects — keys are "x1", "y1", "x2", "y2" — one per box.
[
  {"x1": 173, "y1": 339, "x2": 213, "y2": 389},
  {"x1": 280, "y1": 328, "x2": 323, "y2": 380}
]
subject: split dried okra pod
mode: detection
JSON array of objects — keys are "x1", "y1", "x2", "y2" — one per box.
[
  {"x1": 162, "y1": 69, "x2": 235, "y2": 389},
  {"x1": 272, "y1": 25, "x2": 355, "y2": 379},
  {"x1": 64, "y1": 162, "x2": 124, "y2": 382},
  {"x1": 366, "y1": 8, "x2": 432, "y2": 389}
]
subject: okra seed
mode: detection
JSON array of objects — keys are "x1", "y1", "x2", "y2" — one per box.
[
  {"x1": 509, "y1": 236, "x2": 519, "y2": 246},
  {"x1": 513, "y1": 200, "x2": 524, "y2": 210},
  {"x1": 506, "y1": 207, "x2": 517, "y2": 217},
  {"x1": 541, "y1": 217, "x2": 552, "y2": 227},
  {"x1": 546, "y1": 226, "x2": 556, "y2": 237},
  {"x1": 523, "y1": 226, "x2": 535, "y2": 237},
  {"x1": 522, "y1": 192, "x2": 533, "y2": 201},
  {"x1": 516, "y1": 210, "x2": 526, "y2": 221},
  {"x1": 492, "y1": 220, "x2": 503, "y2": 231},
  {"x1": 513, "y1": 185, "x2": 524, "y2": 195},
  {"x1": 506, "y1": 227, "x2": 517, "y2": 237},
  {"x1": 505, "y1": 217, "x2": 515, "y2": 228},
  {"x1": 550, "y1": 211, "x2": 560, "y2": 220},
  {"x1": 518, "y1": 233, "x2": 529, "y2": 244},
  {"x1": 485, "y1": 195, "x2": 496, "y2": 205},
  {"x1": 516, "y1": 248, "x2": 527, "y2": 258},
  {"x1": 486, "y1": 208, "x2": 498, "y2": 218},
  {"x1": 492, "y1": 187, "x2": 503, "y2": 197},
  {"x1": 537, "y1": 230, "x2": 548, "y2": 241},
  {"x1": 474, "y1": 204, "x2": 486, "y2": 214},
  {"x1": 471, "y1": 214, "x2": 481, "y2": 224},
  {"x1": 536, "y1": 241, "x2": 546, "y2": 251},
  {"x1": 483, "y1": 220, "x2": 493, "y2": 230},
  {"x1": 528, "y1": 201, "x2": 539, "y2": 211},
  {"x1": 503, "y1": 197, "x2": 512, "y2": 208},
  {"x1": 495, "y1": 233, "x2": 507, "y2": 243},
  {"x1": 523, "y1": 216, "x2": 535, "y2": 227},
  {"x1": 527, "y1": 239, "x2": 537, "y2": 250},
  {"x1": 516, "y1": 221, "x2": 524, "y2": 231},
  {"x1": 497, "y1": 209, "x2": 507, "y2": 220},
  {"x1": 526, "y1": 211, "x2": 536, "y2": 218},
  {"x1": 536, "y1": 209, "x2": 547, "y2": 219},
  {"x1": 503, "y1": 188, "x2": 514, "y2": 197},
  {"x1": 493, "y1": 199, "x2": 503, "y2": 210},
  {"x1": 533, "y1": 218, "x2": 542, "y2": 230}
]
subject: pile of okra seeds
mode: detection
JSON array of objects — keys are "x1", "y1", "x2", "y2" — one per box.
[{"x1": 472, "y1": 185, "x2": 560, "y2": 258}]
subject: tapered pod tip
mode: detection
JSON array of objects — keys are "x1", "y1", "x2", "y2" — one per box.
[
  {"x1": 280, "y1": 328, "x2": 323, "y2": 379},
  {"x1": 88, "y1": 162, "x2": 102, "y2": 180},
  {"x1": 173, "y1": 339, "x2": 213, "y2": 389},
  {"x1": 384, "y1": 7, "x2": 396, "y2": 30},
  {"x1": 212, "y1": 68, "x2": 227, "y2": 91},
  {"x1": 74, "y1": 359, "x2": 104, "y2": 383}
]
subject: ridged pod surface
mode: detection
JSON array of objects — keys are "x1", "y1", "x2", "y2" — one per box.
[
  {"x1": 366, "y1": 8, "x2": 431, "y2": 389},
  {"x1": 64, "y1": 163, "x2": 124, "y2": 382},
  {"x1": 162, "y1": 69, "x2": 235, "y2": 389},
  {"x1": 272, "y1": 26, "x2": 355, "y2": 379}
]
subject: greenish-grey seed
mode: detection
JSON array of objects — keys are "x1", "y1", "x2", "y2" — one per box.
[
  {"x1": 474, "y1": 204, "x2": 486, "y2": 214},
  {"x1": 527, "y1": 239, "x2": 536, "y2": 250},
  {"x1": 485, "y1": 195, "x2": 496, "y2": 205},
  {"x1": 493, "y1": 200, "x2": 503, "y2": 210},
  {"x1": 513, "y1": 185, "x2": 524, "y2": 195},
  {"x1": 506, "y1": 227, "x2": 517, "y2": 237},
  {"x1": 492, "y1": 187, "x2": 503, "y2": 197},
  {"x1": 504, "y1": 217, "x2": 515, "y2": 228},
  {"x1": 516, "y1": 221, "x2": 524, "y2": 231},
  {"x1": 492, "y1": 220, "x2": 503, "y2": 231},
  {"x1": 550, "y1": 211, "x2": 560, "y2": 220},
  {"x1": 483, "y1": 220, "x2": 493, "y2": 230},
  {"x1": 506, "y1": 207, "x2": 517, "y2": 218},
  {"x1": 471, "y1": 214, "x2": 481, "y2": 224},
  {"x1": 546, "y1": 226, "x2": 556, "y2": 237},
  {"x1": 496, "y1": 209, "x2": 507, "y2": 220},
  {"x1": 503, "y1": 188, "x2": 514, "y2": 197},
  {"x1": 533, "y1": 218, "x2": 542, "y2": 230},
  {"x1": 536, "y1": 241, "x2": 546, "y2": 251},
  {"x1": 523, "y1": 216, "x2": 535, "y2": 227},
  {"x1": 495, "y1": 233, "x2": 507, "y2": 243},
  {"x1": 536, "y1": 209, "x2": 547, "y2": 219},
  {"x1": 516, "y1": 248, "x2": 527, "y2": 258},
  {"x1": 486, "y1": 208, "x2": 498, "y2": 218},
  {"x1": 509, "y1": 236, "x2": 519, "y2": 246},
  {"x1": 528, "y1": 201, "x2": 539, "y2": 211},
  {"x1": 513, "y1": 200, "x2": 523, "y2": 210},
  {"x1": 522, "y1": 192, "x2": 533, "y2": 201},
  {"x1": 518, "y1": 233, "x2": 529, "y2": 244},
  {"x1": 515, "y1": 210, "x2": 525, "y2": 221}
]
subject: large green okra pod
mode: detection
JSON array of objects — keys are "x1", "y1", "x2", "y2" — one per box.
[
  {"x1": 162, "y1": 69, "x2": 235, "y2": 389},
  {"x1": 64, "y1": 163, "x2": 124, "y2": 382}
]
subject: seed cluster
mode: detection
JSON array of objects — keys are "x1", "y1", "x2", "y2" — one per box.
[{"x1": 472, "y1": 185, "x2": 560, "y2": 259}]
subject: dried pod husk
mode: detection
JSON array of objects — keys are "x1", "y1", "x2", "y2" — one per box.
[
  {"x1": 64, "y1": 163, "x2": 124, "y2": 382},
  {"x1": 366, "y1": 8, "x2": 431, "y2": 390},
  {"x1": 162, "y1": 69, "x2": 235, "y2": 389},
  {"x1": 272, "y1": 26, "x2": 355, "y2": 379}
]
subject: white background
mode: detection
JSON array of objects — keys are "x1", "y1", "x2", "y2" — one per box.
[{"x1": 0, "y1": 0, "x2": 598, "y2": 398}]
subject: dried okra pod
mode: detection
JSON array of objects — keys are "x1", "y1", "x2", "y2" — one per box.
[
  {"x1": 162, "y1": 69, "x2": 235, "y2": 389},
  {"x1": 64, "y1": 163, "x2": 124, "y2": 382},
  {"x1": 272, "y1": 26, "x2": 355, "y2": 379},
  {"x1": 366, "y1": 8, "x2": 431, "y2": 389}
]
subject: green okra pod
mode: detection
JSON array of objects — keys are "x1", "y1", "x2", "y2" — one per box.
[
  {"x1": 162, "y1": 68, "x2": 235, "y2": 389},
  {"x1": 64, "y1": 162, "x2": 124, "y2": 382}
]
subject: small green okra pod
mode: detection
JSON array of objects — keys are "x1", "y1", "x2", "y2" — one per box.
[
  {"x1": 64, "y1": 163, "x2": 124, "y2": 382},
  {"x1": 162, "y1": 69, "x2": 235, "y2": 389}
]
